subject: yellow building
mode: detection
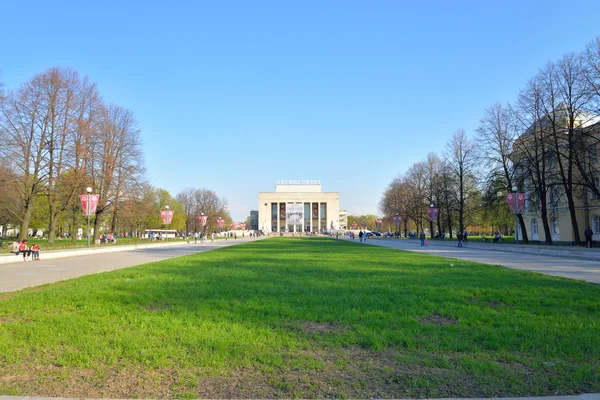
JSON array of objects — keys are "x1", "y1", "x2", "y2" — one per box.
[{"x1": 517, "y1": 110, "x2": 600, "y2": 243}]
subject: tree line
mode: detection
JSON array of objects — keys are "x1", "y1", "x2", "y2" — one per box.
[
  {"x1": 0, "y1": 67, "x2": 233, "y2": 244},
  {"x1": 380, "y1": 36, "x2": 600, "y2": 245}
]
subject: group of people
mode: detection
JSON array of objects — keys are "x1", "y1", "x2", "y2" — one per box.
[{"x1": 8, "y1": 239, "x2": 41, "y2": 261}]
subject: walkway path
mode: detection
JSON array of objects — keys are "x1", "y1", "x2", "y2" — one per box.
[
  {"x1": 353, "y1": 237, "x2": 600, "y2": 284},
  {"x1": 0, "y1": 238, "x2": 260, "y2": 293}
]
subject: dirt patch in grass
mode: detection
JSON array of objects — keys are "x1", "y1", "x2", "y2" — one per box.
[
  {"x1": 418, "y1": 312, "x2": 457, "y2": 325},
  {"x1": 0, "y1": 347, "x2": 593, "y2": 398},
  {"x1": 301, "y1": 321, "x2": 345, "y2": 335}
]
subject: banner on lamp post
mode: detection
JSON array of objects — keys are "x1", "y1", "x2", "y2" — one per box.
[
  {"x1": 392, "y1": 215, "x2": 401, "y2": 228},
  {"x1": 198, "y1": 215, "x2": 208, "y2": 226},
  {"x1": 351, "y1": 223, "x2": 357, "y2": 229},
  {"x1": 79, "y1": 194, "x2": 99, "y2": 216},
  {"x1": 361, "y1": 221, "x2": 367, "y2": 229},
  {"x1": 217, "y1": 219, "x2": 225, "y2": 228},
  {"x1": 506, "y1": 193, "x2": 526, "y2": 214},
  {"x1": 426, "y1": 208, "x2": 439, "y2": 222},
  {"x1": 517, "y1": 193, "x2": 525, "y2": 214},
  {"x1": 160, "y1": 210, "x2": 174, "y2": 224}
]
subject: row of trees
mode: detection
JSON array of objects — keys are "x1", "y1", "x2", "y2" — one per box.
[
  {"x1": 380, "y1": 36, "x2": 600, "y2": 245},
  {"x1": 0, "y1": 67, "x2": 233, "y2": 244}
]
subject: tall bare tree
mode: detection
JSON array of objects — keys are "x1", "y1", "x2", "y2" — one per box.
[
  {"x1": 90, "y1": 104, "x2": 143, "y2": 243},
  {"x1": 477, "y1": 103, "x2": 529, "y2": 243},
  {"x1": 445, "y1": 129, "x2": 478, "y2": 236}
]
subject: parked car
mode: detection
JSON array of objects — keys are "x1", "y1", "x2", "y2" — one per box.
[{"x1": 366, "y1": 231, "x2": 382, "y2": 238}]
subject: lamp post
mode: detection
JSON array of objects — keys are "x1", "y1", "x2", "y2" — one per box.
[
  {"x1": 86, "y1": 187, "x2": 92, "y2": 247},
  {"x1": 165, "y1": 205, "x2": 170, "y2": 242},
  {"x1": 512, "y1": 186, "x2": 519, "y2": 245},
  {"x1": 201, "y1": 212, "x2": 206, "y2": 241},
  {"x1": 218, "y1": 216, "x2": 222, "y2": 235},
  {"x1": 393, "y1": 213, "x2": 400, "y2": 238},
  {"x1": 429, "y1": 204, "x2": 435, "y2": 239}
]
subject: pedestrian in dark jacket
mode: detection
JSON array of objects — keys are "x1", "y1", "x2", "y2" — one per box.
[{"x1": 584, "y1": 226, "x2": 593, "y2": 248}]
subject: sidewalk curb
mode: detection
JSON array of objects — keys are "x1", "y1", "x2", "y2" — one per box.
[{"x1": 0, "y1": 240, "x2": 192, "y2": 265}]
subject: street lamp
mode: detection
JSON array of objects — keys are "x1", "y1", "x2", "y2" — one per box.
[
  {"x1": 429, "y1": 204, "x2": 435, "y2": 239},
  {"x1": 165, "y1": 205, "x2": 170, "y2": 242},
  {"x1": 201, "y1": 212, "x2": 206, "y2": 241},
  {"x1": 512, "y1": 186, "x2": 519, "y2": 245},
  {"x1": 393, "y1": 213, "x2": 401, "y2": 238},
  {"x1": 86, "y1": 187, "x2": 92, "y2": 247}
]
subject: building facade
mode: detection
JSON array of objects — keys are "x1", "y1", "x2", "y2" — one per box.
[
  {"x1": 516, "y1": 109, "x2": 600, "y2": 243},
  {"x1": 258, "y1": 180, "x2": 340, "y2": 233}
]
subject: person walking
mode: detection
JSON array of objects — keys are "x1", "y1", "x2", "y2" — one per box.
[
  {"x1": 359, "y1": 230, "x2": 363, "y2": 242},
  {"x1": 419, "y1": 231, "x2": 426, "y2": 246},
  {"x1": 193, "y1": 232, "x2": 198, "y2": 244},
  {"x1": 584, "y1": 226, "x2": 593, "y2": 248},
  {"x1": 457, "y1": 231, "x2": 463, "y2": 248},
  {"x1": 463, "y1": 230, "x2": 468, "y2": 243}
]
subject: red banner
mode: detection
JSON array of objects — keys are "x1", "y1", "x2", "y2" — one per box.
[
  {"x1": 361, "y1": 221, "x2": 367, "y2": 229},
  {"x1": 351, "y1": 223, "x2": 357, "y2": 229},
  {"x1": 217, "y1": 219, "x2": 225, "y2": 228},
  {"x1": 426, "y1": 208, "x2": 439, "y2": 222},
  {"x1": 517, "y1": 193, "x2": 525, "y2": 214},
  {"x1": 198, "y1": 215, "x2": 208, "y2": 226},
  {"x1": 392, "y1": 215, "x2": 401, "y2": 228},
  {"x1": 506, "y1": 193, "x2": 525, "y2": 214},
  {"x1": 79, "y1": 194, "x2": 99, "y2": 216},
  {"x1": 160, "y1": 210, "x2": 174, "y2": 224},
  {"x1": 375, "y1": 219, "x2": 382, "y2": 228}
]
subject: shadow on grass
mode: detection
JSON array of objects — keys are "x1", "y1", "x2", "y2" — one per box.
[{"x1": 0, "y1": 237, "x2": 599, "y2": 398}]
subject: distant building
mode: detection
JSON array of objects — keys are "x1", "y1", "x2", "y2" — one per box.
[
  {"x1": 258, "y1": 180, "x2": 340, "y2": 233},
  {"x1": 250, "y1": 211, "x2": 259, "y2": 231},
  {"x1": 339, "y1": 210, "x2": 348, "y2": 230}
]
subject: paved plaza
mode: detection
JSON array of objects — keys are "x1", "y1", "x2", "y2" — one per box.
[{"x1": 0, "y1": 237, "x2": 261, "y2": 293}]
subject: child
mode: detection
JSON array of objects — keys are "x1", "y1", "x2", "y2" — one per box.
[{"x1": 30, "y1": 243, "x2": 41, "y2": 260}]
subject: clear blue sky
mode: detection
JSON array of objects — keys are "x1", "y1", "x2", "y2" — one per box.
[{"x1": 1, "y1": 0, "x2": 599, "y2": 221}]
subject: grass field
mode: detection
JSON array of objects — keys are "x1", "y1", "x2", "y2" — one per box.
[{"x1": 0, "y1": 237, "x2": 598, "y2": 398}]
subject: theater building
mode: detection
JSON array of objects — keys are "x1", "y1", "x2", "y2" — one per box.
[{"x1": 258, "y1": 180, "x2": 340, "y2": 233}]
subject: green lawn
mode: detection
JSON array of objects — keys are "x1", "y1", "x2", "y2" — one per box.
[{"x1": 0, "y1": 237, "x2": 598, "y2": 398}]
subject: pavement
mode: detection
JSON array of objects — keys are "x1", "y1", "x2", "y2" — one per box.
[
  {"x1": 0, "y1": 237, "x2": 261, "y2": 293},
  {"x1": 347, "y1": 237, "x2": 600, "y2": 284}
]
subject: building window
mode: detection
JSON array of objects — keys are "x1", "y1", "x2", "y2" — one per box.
[
  {"x1": 531, "y1": 219, "x2": 538, "y2": 235},
  {"x1": 304, "y1": 203, "x2": 311, "y2": 232},
  {"x1": 594, "y1": 215, "x2": 600, "y2": 235},
  {"x1": 591, "y1": 177, "x2": 600, "y2": 200},
  {"x1": 320, "y1": 203, "x2": 327, "y2": 231},
  {"x1": 549, "y1": 186, "x2": 559, "y2": 207},
  {"x1": 271, "y1": 203, "x2": 278, "y2": 232},
  {"x1": 590, "y1": 144, "x2": 598, "y2": 164},
  {"x1": 552, "y1": 218, "x2": 559, "y2": 234}
]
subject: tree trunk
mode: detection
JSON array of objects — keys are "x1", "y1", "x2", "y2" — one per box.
[{"x1": 517, "y1": 214, "x2": 529, "y2": 243}]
